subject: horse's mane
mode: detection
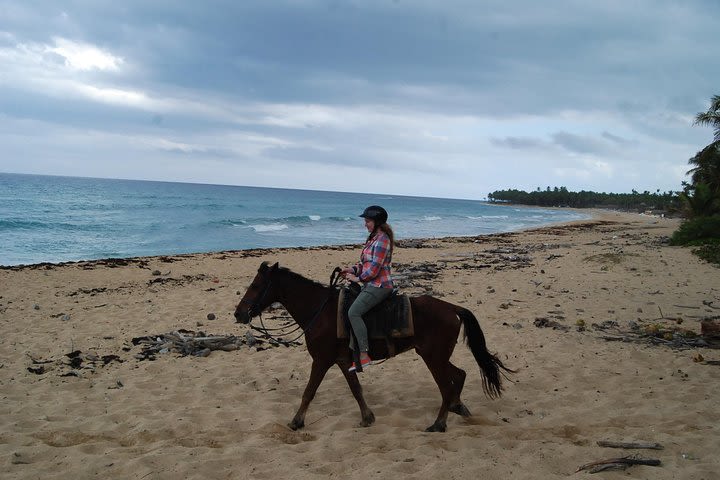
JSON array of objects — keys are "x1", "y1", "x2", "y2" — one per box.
[{"x1": 261, "y1": 261, "x2": 333, "y2": 291}]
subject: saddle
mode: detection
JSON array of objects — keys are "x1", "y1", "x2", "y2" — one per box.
[{"x1": 336, "y1": 285, "x2": 414, "y2": 343}]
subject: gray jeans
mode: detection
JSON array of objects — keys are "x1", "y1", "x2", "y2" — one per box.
[{"x1": 348, "y1": 284, "x2": 393, "y2": 352}]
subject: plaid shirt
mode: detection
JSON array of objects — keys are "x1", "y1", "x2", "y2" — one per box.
[{"x1": 353, "y1": 231, "x2": 394, "y2": 288}]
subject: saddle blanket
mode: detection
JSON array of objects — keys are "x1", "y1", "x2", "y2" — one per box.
[{"x1": 336, "y1": 287, "x2": 414, "y2": 339}]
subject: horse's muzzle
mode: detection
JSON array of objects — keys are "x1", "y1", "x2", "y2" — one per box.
[{"x1": 234, "y1": 308, "x2": 251, "y2": 324}]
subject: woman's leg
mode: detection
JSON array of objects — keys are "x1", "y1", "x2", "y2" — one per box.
[{"x1": 348, "y1": 286, "x2": 393, "y2": 352}]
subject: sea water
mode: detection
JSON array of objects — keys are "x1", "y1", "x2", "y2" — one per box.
[{"x1": 0, "y1": 173, "x2": 589, "y2": 266}]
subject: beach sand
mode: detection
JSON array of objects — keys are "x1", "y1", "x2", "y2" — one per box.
[{"x1": 1, "y1": 210, "x2": 719, "y2": 479}]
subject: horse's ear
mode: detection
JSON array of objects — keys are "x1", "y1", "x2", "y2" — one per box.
[
  {"x1": 270, "y1": 262, "x2": 279, "y2": 270},
  {"x1": 259, "y1": 261, "x2": 270, "y2": 272}
]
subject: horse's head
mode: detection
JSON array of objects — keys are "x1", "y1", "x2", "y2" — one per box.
[{"x1": 234, "y1": 261, "x2": 279, "y2": 323}]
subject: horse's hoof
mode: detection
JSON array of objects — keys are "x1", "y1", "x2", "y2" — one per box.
[
  {"x1": 450, "y1": 403, "x2": 472, "y2": 417},
  {"x1": 424, "y1": 422, "x2": 447, "y2": 432},
  {"x1": 360, "y1": 411, "x2": 375, "y2": 427},
  {"x1": 288, "y1": 419, "x2": 305, "y2": 431}
]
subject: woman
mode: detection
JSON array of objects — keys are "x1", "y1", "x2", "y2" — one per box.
[{"x1": 341, "y1": 205, "x2": 395, "y2": 372}]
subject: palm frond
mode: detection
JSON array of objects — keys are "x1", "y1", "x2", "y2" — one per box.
[{"x1": 694, "y1": 95, "x2": 720, "y2": 141}]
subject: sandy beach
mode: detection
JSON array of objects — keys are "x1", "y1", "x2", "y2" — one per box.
[{"x1": 1, "y1": 210, "x2": 719, "y2": 479}]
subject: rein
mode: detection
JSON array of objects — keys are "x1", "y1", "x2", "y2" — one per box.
[{"x1": 248, "y1": 268, "x2": 342, "y2": 345}]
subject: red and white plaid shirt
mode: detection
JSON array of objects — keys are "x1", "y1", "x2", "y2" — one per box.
[{"x1": 352, "y1": 231, "x2": 394, "y2": 288}]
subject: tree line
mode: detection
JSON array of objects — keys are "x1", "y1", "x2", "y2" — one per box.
[
  {"x1": 683, "y1": 95, "x2": 720, "y2": 218},
  {"x1": 488, "y1": 95, "x2": 720, "y2": 264},
  {"x1": 487, "y1": 187, "x2": 681, "y2": 212},
  {"x1": 669, "y1": 95, "x2": 720, "y2": 264}
]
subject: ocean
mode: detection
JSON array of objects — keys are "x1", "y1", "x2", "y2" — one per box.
[{"x1": 0, "y1": 173, "x2": 589, "y2": 266}]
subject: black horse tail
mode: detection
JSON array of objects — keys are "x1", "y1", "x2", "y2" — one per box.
[{"x1": 457, "y1": 307, "x2": 514, "y2": 398}]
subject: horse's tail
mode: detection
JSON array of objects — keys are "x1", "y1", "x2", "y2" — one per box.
[{"x1": 457, "y1": 307, "x2": 514, "y2": 398}]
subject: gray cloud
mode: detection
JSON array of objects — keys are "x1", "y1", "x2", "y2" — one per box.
[
  {"x1": 601, "y1": 131, "x2": 633, "y2": 146},
  {"x1": 490, "y1": 137, "x2": 548, "y2": 150},
  {"x1": 551, "y1": 132, "x2": 613, "y2": 156},
  {"x1": 0, "y1": 0, "x2": 718, "y2": 197}
]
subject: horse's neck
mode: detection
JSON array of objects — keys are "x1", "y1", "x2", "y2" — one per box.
[{"x1": 275, "y1": 273, "x2": 331, "y2": 328}]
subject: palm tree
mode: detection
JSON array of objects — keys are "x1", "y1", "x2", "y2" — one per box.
[
  {"x1": 672, "y1": 96, "x2": 720, "y2": 247},
  {"x1": 695, "y1": 94, "x2": 720, "y2": 142},
  {"x1": 680, "y1": 182, "x2": 720, "y2": 217},
  {"x1": 687, "y1": 141, "x2": 720, "y2": 194}
]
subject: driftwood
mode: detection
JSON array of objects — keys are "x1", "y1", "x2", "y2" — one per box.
[
  {"x1": 597, "y1": 440, "x2": 663, "y2": 450},
  {"x1": 131, "y1": 328, "x2": 301, "y2": 360},
  {"x1": 594, "y1": 315, "x2": 720, "y2": 350},
  {"x1": 132, "y1": 330, "x2": 243, "y2": 359},
  {"x1": 576, "y1": 456, "x2": 661, "y2": 474},
  {"x1": 534, "y1": 317, "x2": 570, "y2": 331},
  {"x1": 703, "y1": 300, "x2": 720, "y2": 310},
  {"x1": 599, "y1": 333, "x2": 717, "y2": 349},
  {"x1": 701, "y1": 317, "x2": 720, "y2": 338}
]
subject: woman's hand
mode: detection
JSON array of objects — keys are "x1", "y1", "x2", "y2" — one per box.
[
  {"x1": 340, "y1": 266, "x2": 361, "y2": 282},
  {"x1": 340, "y1": 267, "x2": 359, "y2": 283}
]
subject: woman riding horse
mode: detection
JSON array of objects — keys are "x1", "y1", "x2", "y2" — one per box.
[
  {"x1": 340, "y1": 205, "x2": 395, "y2": 372},
  {"x1": 234, "y1": 258, "x2": 514, "y2": 432}
]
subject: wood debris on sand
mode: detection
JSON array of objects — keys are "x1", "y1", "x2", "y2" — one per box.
[
  {"x1": 26, "y1": 350, "x2": 123, "y2": 377},
  {"x1": 595, "y1": 315, "x2": 720, "y2": 350},
  {"x1": 131, "y1": 328, "x2": 301, "y2": 360},
  {"x1": 576, "y1": 455, "x2": 661, "y2": 474},
  {"x1": 596, "y1": 440, "x2": 664, "y2": 450}
]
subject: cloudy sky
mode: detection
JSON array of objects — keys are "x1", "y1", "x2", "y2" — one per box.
[{"x1": 1, "y1": 1, "x2": 718, "y2": 199}]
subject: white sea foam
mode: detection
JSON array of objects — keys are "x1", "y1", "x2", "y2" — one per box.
[
  {"x1": 1, "y1": 173, "x2": 592, "y2": 265},
  {"x1": 252, "y1": 223, "x2": 289, "y2": 232}
]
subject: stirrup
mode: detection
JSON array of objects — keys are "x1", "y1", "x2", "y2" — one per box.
[{"x1": 348, "y1": 356, "x2": 373, "y2": 373}]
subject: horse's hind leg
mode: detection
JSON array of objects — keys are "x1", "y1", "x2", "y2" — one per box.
[
  {"x1": 289, "y1": 359, "x2": 332, "y2": 430},
  {"x1": 419, "y1": 355, "x2": 454, "y2": 432},
  {"x1": 448, "y1": 362, "x2": 471, "y2": 417}
]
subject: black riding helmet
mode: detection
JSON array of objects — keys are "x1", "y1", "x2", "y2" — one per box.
[{"x1": 359, "y1": 205, "x2": 388, "y2": 225}]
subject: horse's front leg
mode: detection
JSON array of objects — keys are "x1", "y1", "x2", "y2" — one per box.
[
  {"x1": 289, "y1": 358, "x2": 331, "y2": 430},
  {"x1": 339, "y1": 361, "x2": 375, "y2": 427}
]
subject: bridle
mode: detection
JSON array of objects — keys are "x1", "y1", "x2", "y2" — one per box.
[
  {"x1": 239, "y1": 274, "x2": 273, "y2": 319},
  {"x1": 241, "y1": 268, "x2": 342, "y2": 345}
]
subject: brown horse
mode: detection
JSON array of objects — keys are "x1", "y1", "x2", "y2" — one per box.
[{"x1": 234, "y1": 261, "x2": 513, "y2": 432}]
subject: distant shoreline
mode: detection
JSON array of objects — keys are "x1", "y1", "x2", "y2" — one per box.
[{"x1": 0, "y1": 174, "x2": 589, "y2": 267}]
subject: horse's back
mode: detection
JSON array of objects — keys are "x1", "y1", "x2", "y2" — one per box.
[
  {"x1": 410, "y1": 294, "x2": 461, "y2": 313},
  {"x1": 409, "y1": 294, "x2": 464, "y2": 331}
]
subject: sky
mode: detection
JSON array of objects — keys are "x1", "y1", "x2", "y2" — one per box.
[{"x1": 1, "y1": 0, "x2": 718, "y2": 200}]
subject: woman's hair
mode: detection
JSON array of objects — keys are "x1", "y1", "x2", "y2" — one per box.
[{"x1": 367, "y1": 223, "x2": 394, "y2": 258}]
